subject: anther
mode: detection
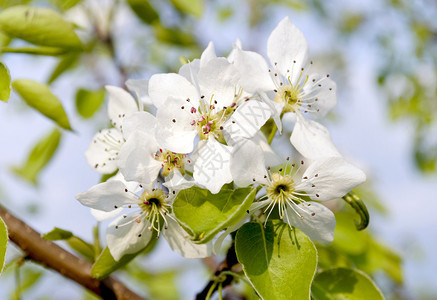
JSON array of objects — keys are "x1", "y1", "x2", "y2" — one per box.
[
  {"x1": 316, "y1": 194, "x2": 320, "y2": 197},
  {"x1": 311, "y1": 212, "x2": 315, "y2": 216},
  {"x1": 181, "y1": 106, "x2": 184, "y2": 109},
  {"x1": 114, "y1": 205, "x2": 118, "y2": 208},
  {"x1": 315, "y1": 174, "x2": 319, "y2": 177},
  {"x1": 303, "y1": 176, "x2": 308, "y2": 179},
  {"x1": 172, "y1": 119, "x2": 176, "y2": 123},
  {"x1": 124, "y1": 189, "x2": 128, "y2": 192}
]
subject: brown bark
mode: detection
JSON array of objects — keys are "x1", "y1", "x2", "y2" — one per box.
[{"x1": 0, "y1": 205, "x2": 144, "y2": 300}]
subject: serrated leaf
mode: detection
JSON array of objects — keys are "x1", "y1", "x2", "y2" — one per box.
[
  {"x1": 0, "y1": 216, "x2": 8, "y2": 275},
  {"x1": 173, "y1": 186, "x2": 256, "y2": 244},
  {"x1": 91, "y1": 236, "x2": 157, "y2": 280},
  {"x1": 127, "y1": 0, "x2": 159, "y2": 25},
  {"x1": 12, "y1": 128, "x2": 62, "y2": 185},
  {"x1": 235, "y1": 221, "x2": 318, "y2": 299},
  {"x1": 0, "y1": 61, "x2": 10, "y2": 102},
  {"x1": 170, "y1": 0, "x2": 203, "y2": 17},
  {"x1": 75, "y1": 88, "x2": 105, "y2": 119},
  {"x1": 12, "y1": 79, "x2": 72, "y2": 130},
  {"x1": 42, "y1": 227, "x2": 95, "y2": 261},
  {"x1": 48, "y1": 53, "x2": 79, "y2": 83},
  {"x1": 311, "y1": 268, "x2": 385, "y2": 300},
  {"x1": 0, "y1": 5, "x2": 83, "y2": 50}
]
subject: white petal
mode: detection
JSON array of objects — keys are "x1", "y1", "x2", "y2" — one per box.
[
  {"x1": 299, "y1": 157, "x2": 366, "y2": 201},
  {"x1": 193, "y1": 138, "x2": 233, "y2": 194},
  {"x1": 155, "y1": 97, "x2": 198, "y2": 153},
  {"x1": 106, "y1": 85, "x2": 138, "y2": 131},
  {"x1": 107, "y1": 214, "x2": 153, "y2": 261},
  {"x1": 75, "y1": 180, "x2": 134, "y2": 212},
  {"x1": 259, "y1": 91, "x2": 284, "y2": 133},
  {"x1": 230, "y1": 139, "x2": 268, "y2": 187},
  {"x1": 121, "y1": 111, "x2": 157, "y2": 140},
  {"x1": 234, "y1": 49, "x2": 276, "y2": 93},
  {"x1": 223, "y1": 100, "x2": 272, "y2": 142},
  {"x1": 227, "y1": 38, "x2": 243, "y2": 63},
  {"x1": 91, "y1": 208, "x2": 123, "y2": 221},
  {"x1": 163, "y1": 217, "x2": 212, "y2": 258},
  {"x1": 163, "y1": 170, "x2": 195, "y2": 192},
  {"x1": 250, "y1": 131, "x2": 282, "y2": 167},
  {"x1": 290, "y1": 114, "x2": 341, "y2": 160},
  {"x1": 267, "y1": 17, "x2": 309, "y2": 83},
  {"x1": 302, "y1": 73, "x2": 337, "y2": 119},
  {"x1": 125, "y1": 79, "x2": 152, "y2": 106},
  {"x1": 178, "y1": 59, "x2": 200, "y2": 84},
  {"x1": 198, "y1": 57, "x2": 240, "y2": 108},
  {"x1": 148, "y1": 73, "x2": 200, "y2": 109},
  {"x1": 118, "y1": 131, "x2": 162, "y2": 184},
  {"x1": 85, "y1": 128, "x2": 123, "y2": 174},
  {"x1": 285, "y1": 201, "x2": 335, "y2": 243},
  {"x1": 200, "y1": 41, "x2": 217, "y2": 68}
]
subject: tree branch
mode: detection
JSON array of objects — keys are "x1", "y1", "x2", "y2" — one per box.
[{"x1": 0, "y1": 204, "x2": 144, "y2": 300}]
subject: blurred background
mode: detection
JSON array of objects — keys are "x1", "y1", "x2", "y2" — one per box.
[{"x1": 0, "y1": 0, "x2": 436, "y2": 299}]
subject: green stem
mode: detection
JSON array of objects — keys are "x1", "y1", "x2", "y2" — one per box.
[
  {"x1": 206, "y1": 281, "x2": 217, "y2": 300},
  {"x1": 218, "y1": 283, "x2": 223, "y2": 300},
  {"x1": 93, "y1": 224, "x2": 102, "y2": 260}
]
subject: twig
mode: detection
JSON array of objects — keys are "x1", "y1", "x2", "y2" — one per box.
[
  {"x1": 0, "y1": 204, "x2": 144, "y2": 300},
  {"x1": 196, "y1": 243, "x2": 239, "y2": 300}
]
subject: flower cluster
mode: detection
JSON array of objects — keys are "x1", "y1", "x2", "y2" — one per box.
[{"x1": 76, "y1": 17, "x2": 366, "y2": 261}]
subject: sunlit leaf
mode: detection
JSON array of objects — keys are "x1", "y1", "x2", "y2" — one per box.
[
  {"x1": 12, "y1": 79, "x2": 72, "y2": 130},
  {"x1": 0, "y1": 216, "x2": 7, "y2": 275},
  {"x1": 75, "y1": 88, "x2": 105, "y2": 119},
  {"x1": 12, "y1": 128, "x2": 62, "y2": 185},
  {"x1": 42, "y1": 227, "x2": 95, "y2": 261},
  {"x1": 0, "y1": 5, "x2": 83, "y2": 50},
  {"x1": 173, "y1": 186, "x2": 257, "y2": 244},
  {"x1": 127, "y1": 0, "x2": 159, "y2": 25},
  {"x1": 13, "y1": 264, "x2": 43, "y2": 296},
  {"x1": 170, "y1": 0, "x2": 203, "y2": 17},
  {"x1": 0, "y1": 61, "x2": 11, "y2": 102},
  {"x1": 50, "y1": 0, "x2": 83, "y2": 11},
  {"x1": 311, "y1": 268, "x2": 384, "y2": 300},
  {"x1": 91, "y1": 236, "x2": 157, "y2": 280},
  {"x1": 1, "y1": 46, "x2": 67, "y2": 56},
  {"x1": 154, "y1": 24, "x2": 197, "y2": 47},
  {"x1": 235, "y1": 221, "x2": 317, "y2": 299}
]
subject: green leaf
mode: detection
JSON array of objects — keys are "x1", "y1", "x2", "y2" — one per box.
[
  {"x1": 91, "y1": 236, "x2": 157, "y2": 280},
  {"x1": 1, "y1": 46, "x2": 68, "y2": 56},
  {"x1": 12, "y1": 128, "x2": 62, "y2": 185},
  {"x1": 12, "y1": 79, "x2": 72, "y2": 130},
  {"x1": 127, "y1": 0, "x2": 159, "y2": 25},
  {"x1": 47, "y1": 54, "x2": 79, "y2": 84},
  {"x1": 42, "y1": 227, "x2": 73, "y2": 240},
  {"x1": 100, "y1": 169, "x2": 118, "y2": 183},
  {"x1": 236, "y1": 221, "x2": 317, "y2": 299},
  {"x1": 75, "y1": 88, "x2": 105, "y2": 119},
  {"x1": 170, "y1": 0, "x2": 203, "y2": 17},
  {"x1": 42, "y1": 227, "x2": 95, "y2": 261},
  {"x1": 173, "y1": 186, "x2": 257, "y2": 243},
  {"x1": 0, "y1": 61, "x2": 11, "y2": 102},
  {"x1": 154, "y1": 24, "x2": 197, "y2": 47},
  {"x1": 0, "y1": 216, "x2": 8, "y2": 275},
  {"x1": 0, "y1": 5, "x2": 83, "y2": 50},
  {"x1": 50, "y1": 0, "x2": 83, "y2": 11},
  {"x1": 311, "y1": 268, "x2": 385, "y2": 300},
  {"x1": 13, "y1": 264, "x2": 43, "y2": 296}
]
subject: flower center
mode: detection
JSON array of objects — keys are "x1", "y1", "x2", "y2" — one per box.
[
  {"x1": 189, "y1": 97, "x2": 237, "y2": 142},
  {"x1": 274, "y1": 84, "x2": 302, "y2": 113},
  {"x1": 266, "y1": 173, "x2": 295, "y2": 205},
  {"x1": 139, "y1": 188, "x2": 170, "y2": 233},
  {"x1": 155, "y1": 149, "x2": 186, "y2": 177}
]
